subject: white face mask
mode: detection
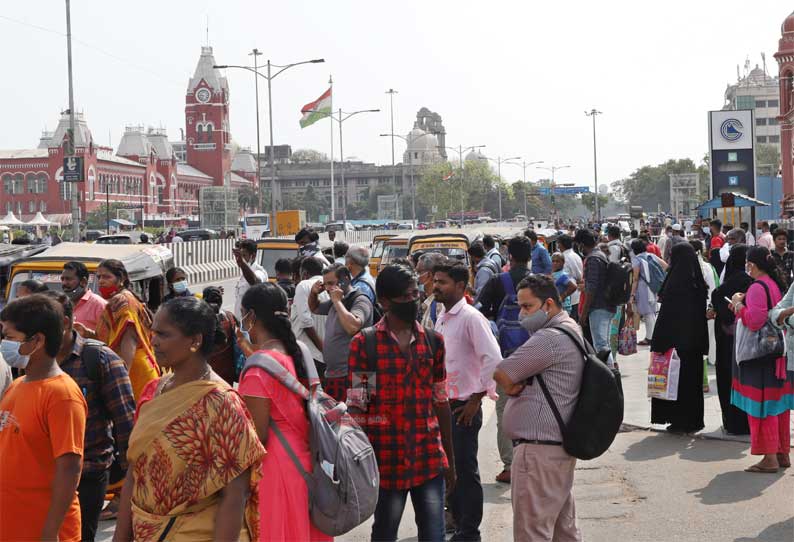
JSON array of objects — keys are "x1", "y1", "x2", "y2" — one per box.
[{"x1": 519, "y1": 305, "x2": 550, "y2": 333}]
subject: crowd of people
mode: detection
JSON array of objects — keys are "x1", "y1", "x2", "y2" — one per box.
[{"x1": 0, "y1": 219, "x2": 793, "y2": 542}]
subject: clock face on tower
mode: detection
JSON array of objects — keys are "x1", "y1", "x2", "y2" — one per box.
[{"x1": 196, "y1": 88, "x2": 211, "y2": 103}]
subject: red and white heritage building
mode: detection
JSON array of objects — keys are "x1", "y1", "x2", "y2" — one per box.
[
  {"x1": 0, "y1": 46, "x2": 256, "y2": 225},
  {"x1": 778, "y1": 11, "x2": 794, "y2": 205}
]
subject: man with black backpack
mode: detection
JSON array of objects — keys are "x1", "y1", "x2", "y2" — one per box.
[
  {"x1": 576, "y1": 229, "x2": 618, "y2": 368},
  {"x1": 492, "y1": 275, "x2": 584, "y2": 541},
  {"x1": 309, "y1": 263, "x2": 373, "y2": 402},
  {"x1": 46, "y1": 291, "x2": 136, "y2": 542},
  {"x1": 478, "y1": 235, "x2": 534, "y2": 484}
]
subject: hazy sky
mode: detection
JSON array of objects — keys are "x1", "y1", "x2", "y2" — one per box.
[{"x1": 1, "y1": 1, "x2": 790, "y2": 190}]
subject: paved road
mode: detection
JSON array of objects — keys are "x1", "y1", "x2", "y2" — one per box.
[{"x1": 94, "y1": 303, "x2": 793, "y2": 541}]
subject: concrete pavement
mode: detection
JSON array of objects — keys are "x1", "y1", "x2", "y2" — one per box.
[{"x1": 616, "y1": 325, "x2": 794, "y2": 443}]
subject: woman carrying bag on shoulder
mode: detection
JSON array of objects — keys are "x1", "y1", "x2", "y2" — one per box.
[
  {"x1": 731, "y1": 246, "x2": 793, "y2": 473},
  {"x1": 650, "y1": 243, "x2": 709, "y2": 434}
]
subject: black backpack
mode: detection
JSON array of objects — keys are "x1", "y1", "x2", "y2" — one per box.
[
  {"x1": 343, "y1": 289, "x2": 381, "y2": 325},
  {"x1": 535, "y1": 326, "x2": 624, "y2": 460},
  {"x1": 604, "y1": 257, "x2": 632, "y2": 306}
]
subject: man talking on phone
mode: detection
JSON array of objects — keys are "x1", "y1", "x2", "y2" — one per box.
[{"x1": 309, "y1": 263, "x2": 373, "y2": 402}]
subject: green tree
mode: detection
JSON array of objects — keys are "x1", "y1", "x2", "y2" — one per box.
[
  {"x1": 303, "y1": 186, "x2": 322, "y2": 221},
  {"x1": 291, "y1": 149, "x2": 328, "y2": 163},
  {"x1": 610, "y1": 158, "x2": 705, "y2": 212},
  {"x1": 417, "y1": 160, "x2": 499, "y2": 219},
  {"x1": 85, "y1": 202, "x2": 132, "y2": 230},
  {"x1": 237, "y1": 185, "x2": 257, "y2": 213},
  {"x1": 756, "y1": 144, "x2": 781, "y2": 177}
]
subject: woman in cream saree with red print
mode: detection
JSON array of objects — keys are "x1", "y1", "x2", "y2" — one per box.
[{"x1": 122, "y1": 378, "x2": 265, "y2": 541}]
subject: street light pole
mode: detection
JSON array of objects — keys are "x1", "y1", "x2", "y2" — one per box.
[
  {"x1": 301, "y1": 108, "x2": 379, "y2": 223},
  {"x1": 505, "y1": 160, "x2": 544, "y2": 218},
  {"x1": 490, "y1": 155, "x2": 521, "y2": 221},
  {"x1": 266, "y1": 60, "x2": 277, "y2": 234},
  {"x1": 250, "y1": 49, "x2": 263, "y2": 213},
  {"x1": 386, "y1": 89, "x2": 398, "y2": 187},
  {"x1": 585, "y1": 109, "x2": 602, "y2": 222},
  {"x1": 442, "y1": 145, "x2": 486, "y2": 223},
  {"x1": 214, "y1": 57, "x2": 324, "y2": 235},
  {"x1": 65, "y1": 0, "x2": 79, "y2": 240}
]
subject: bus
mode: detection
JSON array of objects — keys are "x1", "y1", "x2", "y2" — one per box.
[{"x1": 243, "y1": 214, "x2": 271, "y2": 239}]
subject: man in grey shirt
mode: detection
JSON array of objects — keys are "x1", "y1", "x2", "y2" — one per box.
[
  {"x1": 493, "y1": 274, "x2": 584, "y2": 542},
  {"x1": 309, "y1": 263, "x2": 373, "y2": 402}
]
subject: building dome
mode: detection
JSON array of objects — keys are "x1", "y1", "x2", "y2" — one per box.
[
  {"x1": 783, "y1": 10, "x2": 794, "y2": 34},
  {"x1": 406, "y1": 126, "x2": 438, "y2": 152},
  {"x1": 117, "y1": 126, "x2": 152, "y2": 158},
  {"x1": 465, "y1": 150, "x2": 487, "y2": 162}
]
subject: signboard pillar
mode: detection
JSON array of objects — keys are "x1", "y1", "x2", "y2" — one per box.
[{"x1": 708, "y1": 110, "x2": 756, "y2": 225}]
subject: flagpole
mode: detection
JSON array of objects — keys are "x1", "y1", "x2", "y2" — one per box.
[{"x1": 329, "y1": 75, "x2": 335, "y2": 222}]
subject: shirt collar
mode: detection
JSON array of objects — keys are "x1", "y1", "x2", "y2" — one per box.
[
  {"x1": 446, "y1": 297, "x2": 467, "y2": 316},
  {"x1": 540, "y1": 311, "x2": 569, "y2": 330},
  {"x1": 376, "y1": 314, "x2": 424, "y2": 340}
]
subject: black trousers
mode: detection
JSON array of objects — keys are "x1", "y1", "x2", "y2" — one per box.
[
  {"x1": 78, "y1": 469, "x2": 109, "y2": 542},
  {"x1": 449, "y1": 399, "x2": 483, "y2": 541}
]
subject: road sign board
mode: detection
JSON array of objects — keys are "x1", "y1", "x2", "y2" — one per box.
[
  {"x1": 536, "y1": 186, "x2": 590, "y2": 195},
  {"x1": 62, "y1": 156, "x2": 84, "y2": 182}
]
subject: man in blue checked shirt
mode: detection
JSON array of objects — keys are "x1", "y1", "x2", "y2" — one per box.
[{"x1": 45, "y1": 291, "x2": 136, "y2": 542}]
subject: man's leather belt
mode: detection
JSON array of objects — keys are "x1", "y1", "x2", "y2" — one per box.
[{"x1": 512, "y1": 439, "x2": 562, "y2": 447}]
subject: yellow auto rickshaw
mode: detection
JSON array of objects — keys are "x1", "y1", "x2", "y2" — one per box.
[
  {"x1": 378, "y1": 234, "x2": 411, "y2": 273},
  {"x1": 5, "y1": 242, "x2": 174, "y2": 311},
  {"x1": 369, "y1": 234, "x2": 397, "y2": 277},
  {"x1": 407, "y1": 230, "x2": 482, "y2": 268}
]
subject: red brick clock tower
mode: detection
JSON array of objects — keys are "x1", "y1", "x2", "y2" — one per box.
[{"x1": 185, "y1": 46, "x2": 232, "y2": 186}]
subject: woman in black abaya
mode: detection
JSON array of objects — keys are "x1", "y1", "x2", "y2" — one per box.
[
  {"x1": 710, "y1": 244, "x2": 752, "y2": 435},
  {"x1": 651, "y1": 243, "x2": 709, "y2": 433}
]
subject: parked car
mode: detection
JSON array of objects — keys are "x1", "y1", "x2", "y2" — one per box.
[
  {"x1": 325, "y1": 221, "x2": 355, "y2": 232},
  {"x1": 176, "y1": 229, "x2": 220, "y2": 242},
  {"x1": 95, "y1": 231, "x2": 147, "y2": 244}
]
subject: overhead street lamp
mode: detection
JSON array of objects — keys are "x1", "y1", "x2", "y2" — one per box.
[
  {"x1": 214, "y1": 57, "x2": 324, "y2": 235},
  {"x1": 443, "y1": 145, "x2": 486, "y2": 224},
  {"x1": 305, "y1": 108, "x2": 380, "y2": 222},
  {"x1": 585, "y1": 109, "x2": 602, "y2": 222},
  {"x1": 488, "y1": 156, "x2": 521, "y2": 221},
  {"x1": 380, "y1": 131, "x2": 437, "y2": 226},
  {"x1": 505, "y1": 159, "x2": 544, "y2": 219}
]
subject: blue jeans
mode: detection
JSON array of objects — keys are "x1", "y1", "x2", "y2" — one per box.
[
  {"x1": 588, "y1": 308, "x2": 615, "y2": 367},
  {"x1": 371, "y1": 474, "x2": 446, "y2": 542},
  {"x1": 450, "y1": 400, "x2": 483, "y2": 541}
]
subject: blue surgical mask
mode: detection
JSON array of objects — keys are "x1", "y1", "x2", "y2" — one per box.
[
  {"x1": 1, "y1": 339, "x2": 30, "y2": 369},
  {"x1": 172, "y1": 280, "x2": 188, "y2": 294}
]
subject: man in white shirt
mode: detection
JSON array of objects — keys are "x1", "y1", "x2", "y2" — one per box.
[
  {"x1": 558, "y1": 234, "x2": 583, "y2": 321},
  {"x1": 290, "y1": 256, "x2": 328, "y2": 373},
  {"x1": 433, "y1": 261, "x2": 501, "y2": 542},
  {"x1": 233, "y1": 239, "x2": 268, "y2": 318},
  {"x1": 740, "y1": 222, "x2": 755, "y2": 246}
]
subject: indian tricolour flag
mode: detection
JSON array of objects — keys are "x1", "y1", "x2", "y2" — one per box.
[{"x1": 299, "y1": 87, "x2": 332, "y2": 128}]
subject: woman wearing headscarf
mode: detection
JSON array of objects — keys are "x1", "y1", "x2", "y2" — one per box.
[
  {"x1": 710, "y1": 244, "x2": 752, "y2": 435},
  {"x1": 650, "y1": 243, "x2": 709, "y2": 433},
  {"x1": 730, "y1": 247, "x2": 792, "y2": 472}
]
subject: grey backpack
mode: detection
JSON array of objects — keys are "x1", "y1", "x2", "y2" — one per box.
[{"x1": 240, "y1": 349, "x2": 379, "y2": 536}]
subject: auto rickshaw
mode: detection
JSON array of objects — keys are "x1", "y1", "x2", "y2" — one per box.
[
  {"x1": 256, "y1": 237, "x2": 333, "y2": 281},
  {"x1": 369, "y1": 234, "x2": 397, "y2": 277},
  {"x1": 407, "y1": 230, "x2": 482, "y2": 268},
  {"x1": 377, "y1": 234, "x2": 411, "y2": 273},
  {"x1": 5, "y1": 242, "x2": 174, "y2": 312}
]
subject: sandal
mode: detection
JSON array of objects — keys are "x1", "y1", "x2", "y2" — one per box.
[
  {"x1": 99, "y1": 496, "x2": 120, "y2": 521},
  {"x1": 744, "y1": 464, "x2": 779, "y2": 474},
  {"x1": 777, "y1": 454, "x2": 791, "y2": 468}
]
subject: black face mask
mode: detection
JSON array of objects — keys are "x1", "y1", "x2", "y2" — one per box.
[
  {"x1": 64, "y1": 286, "x2": 85, "y2": 302},
  {"x1": 389, "y1": 299, "x2": 419, "y2": 324}
]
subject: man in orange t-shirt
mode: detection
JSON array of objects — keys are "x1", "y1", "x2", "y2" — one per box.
[{"x1": 0, "y1": 294, "x2": 87, "y2": 542}]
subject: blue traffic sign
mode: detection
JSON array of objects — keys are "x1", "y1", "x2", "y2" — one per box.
[{"x1": 536, "y1": 186, "x2": 590, "y2": 195}]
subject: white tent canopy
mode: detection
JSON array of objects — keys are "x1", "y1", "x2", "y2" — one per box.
[
  {"x1": 0, "y1": 212, "x2": 24, "y2": 226},
  {"x1": 27, "y1": 212, "x2": 55, "y2": 226}
]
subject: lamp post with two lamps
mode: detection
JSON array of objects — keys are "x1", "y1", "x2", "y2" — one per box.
[
  {"x1": 214, "y1": 55, "x2": 324, "y2": 235},
  {"x1": 537, "y1": 164, "x2": 571, "y2": 224},
  {"x1": 441, "y1": 145, "x2": 486, "y2": 224},
  {"x1": 488, "y1": 156, "x2": 521, "y2": 221},
  {"x1": 505, "y1": 159, "x2": 544, "y2": 219},
  {"x1": 303, "y1": 108, "x2": 380, "y2": 222}
]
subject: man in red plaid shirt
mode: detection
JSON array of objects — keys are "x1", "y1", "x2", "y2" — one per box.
[{"x1": 347, "y1": 264, "x2": 456, "y2": 541}]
